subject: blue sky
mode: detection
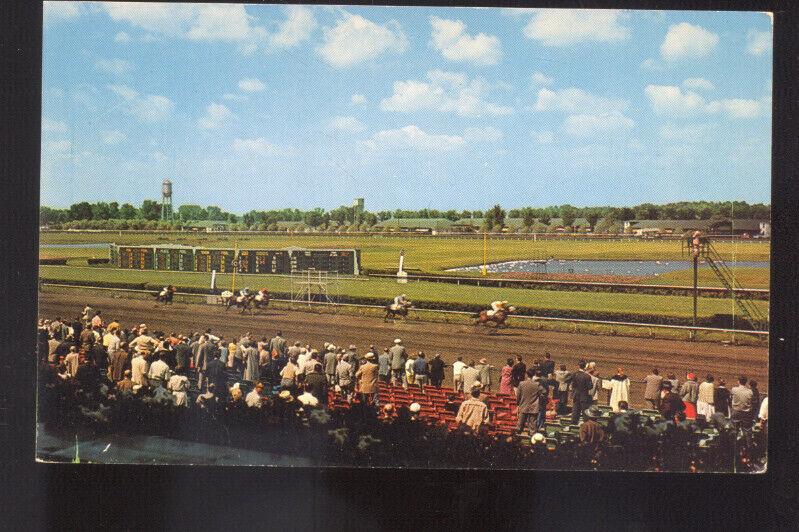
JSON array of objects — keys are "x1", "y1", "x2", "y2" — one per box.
[{"x1": 41, "y1": 3, "x2": 773, "y2": 212}]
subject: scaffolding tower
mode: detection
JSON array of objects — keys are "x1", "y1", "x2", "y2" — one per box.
[{"x1": 291, "y1": 269, "x2": 339, "y2": 305}]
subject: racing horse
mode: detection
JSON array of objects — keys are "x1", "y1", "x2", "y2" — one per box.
[
  {"x1": 385, "y1": 302, "x2": 413, "y2": 321},
  {"x1": 154, "y1": 285, "x2": 176, "y2": 305},
  {"x1": 473, "y1": 307, "x2": 516, "y2": 332},
  {"x1": 220, "y1": 291, "x2": 254, "y2": 314},
  {"x1": 252, "y1": 288, "x2": 270, "y2": 311}
]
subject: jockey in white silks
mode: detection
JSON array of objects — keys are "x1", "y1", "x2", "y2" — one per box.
[
  {"x1": 254, "y1": 288, "x2": 268, "y2": 302},
  {"x1": 392, "y1": 294, "x2": 410, "y2": 311},
  {"x1": 237, "y1": 287, "x2": 251, "y2": 303},
  {"x1": 159, "y1": 286, "x2": 169, "y2": 297},
  {"x1": 487, "y1": 300, "x2": 508, "y2": 317}
]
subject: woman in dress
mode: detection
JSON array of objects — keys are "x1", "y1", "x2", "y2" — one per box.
[{"x1": 499, "y1": 358, "x2": 514, "y2": 395}]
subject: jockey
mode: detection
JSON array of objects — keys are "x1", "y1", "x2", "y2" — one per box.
[
  {"x1": 159, "y1": 286, "x2": 170, "y2": 297},
  {"x1": 392, "y1": 294, "x2": 410, "y2": 311},
  {"x1": 240, "y1": 287, "x2": 251, "y2": 297},
  {"x1": 487, "y1": 300, "x2": 508, "y2": 317}
]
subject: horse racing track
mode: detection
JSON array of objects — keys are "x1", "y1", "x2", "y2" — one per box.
[{"x1": 37, "y1": 290, "x2": 769, "y2": 407}]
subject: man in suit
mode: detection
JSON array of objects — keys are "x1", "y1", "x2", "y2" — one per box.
[
  {"x1": 304, "y1": 363, "x2": 329, "y2": 405},
  {"x1": 269, "y1": 331, "x2": 287, "y2": 359},
  {"x1": 540, "y1": 352, "x2": 555, "y2": 382},
  {"x1": 205, "y1": 350, "x2": 228, "y2": 401},
  {"x1": 389, "y1": 339, "x2": 407, "y2": 387},
  {"x1": 570, "y1": 360, "x2": 593, "y2": 425},
  {"x1": 355, "y1": 352, "x2": 379, "y2": 405},
  {"x1": 195, "y1": 335, "x2": 214, "y2": 391},
  {"x1": 659, "y1": 380, "x2": 685, "y2": 422},
  {"x1": 516, "y1": 368, "x2": 544, "y2": 435}
]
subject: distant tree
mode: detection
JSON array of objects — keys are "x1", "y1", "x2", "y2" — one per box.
[
  {"x1": 91, "y1": 202, "x2": 111, "y2": 220},
  {"x1": 205, "y1": 205, "x2": 225, "y2": 220},
  {"x1": 108, "y1": 202, "x2": 120, "y2": 219},
  {"x1": 531, "y1": 221, "x2": 548, "y2": 233},
  {"x1": 585, "y1": 211, "x2": 601, "y2": 230},
  {"x1": 559, "y1": 204, "x2": 577, "y2": 229},
  {"x1": 444, "y1": 209, "x2": 459, "y2": 221},
  {"x1": 538, "y1": 213, "x2": 551, "y2": 226},
  {"x1": 472, "y1": 210, "x2": 483, "y2": 218},
  {"x1": 68, "y1": 202, "x2": 93, "y2": 221},
  {"x1": 521, "y1": 207, "x2": 536, "y2": 229},
  {"x1": 139, "y1": 200, "x2": 161, "y2": 221},
  {"x1": 633, "y1": 203, "x2": 659, "y2": 220},
  {"x1": 178, "y1": 204, "x2": 207, "y2": 221},
  {"x1": 460, "y1": 210, "x2": 472, "y2": 219},
  {"x1": 119, "y1": 203, "x2": 138, "y2": 219},
  {"x1": 376, "y1": 210, "x2": 392, "y2": 221},
  {"x1": 486, "y1": 204, "x2": 506, "y2": 230},
  {"x1": 362, "y1": 212, "x2": 378, "y2": 226},
  {"x1": 304, "y1": 209, "x2": 325, "y2": 228}
]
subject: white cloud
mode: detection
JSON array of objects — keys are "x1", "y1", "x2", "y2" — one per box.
[
  {"x1": 381, "y1": 69, "x2": 513, "y2": 117},
  {"x1": 42, "y1": 118, "x2": 69, "y2": 134},
  {"x1": 429, "y1": 16, "x2": 501, "y2": 66},
  {"x1": 222, "y1": 93, "x2": 249, "y2": 102},
  {"x1": 747, "y1": 29, "x2": 772, "y2": 56},
  {"x1": 102, "y1": 130, "x2": 127, "y2": 145},
  {"x1": 660, "y1": 23, "x2": 719, "y2": 60},
  {"x1": 44, "y1": 139, "x2": 72, "y2": 153},
  {"x1": 232, "y1": 137, "x2": 283, "y2": 155},
  {"x1": 562, "y1": 111, "x2": 635, "y2": 137},
  {"x1": 269, "y1": 5, "x2": 317, "y2": 48},
  {"x1": 107, "y1": 84, "x2": 139, "y2": 100},
  {"x1": 94, "y1": 58, "x2": 134, "y2": 76},
  {"x1": 238, "y1": 78, "x2": 265, "y2": 93},
  {"x1": 532, "y1": 131, "x2": 554, "y2": 144},
  {"x1": 463, "y1": 126, "x2": 503, "y2": 143},
  {"x1": 682, "y1": 78, "x2": 715, "y2": 91},
  {"x1": 640, "y1": 58, "x2": 665, "y2": 72},
  {"x1": 328, "y1": 115, "x2": 366, "y2": 133},
  {"x1": 44, "y1": 1, "x2": 83, "y2": 23},
  {"x1": 645, "y1": 84, "x2": 766, "y2": 118},
  {"x1": 365, "y1": 125, "x2": 465, "y2": 152},
  {"x1": 534, "y1": 87, "x2": 629, "y2": 114},
  {"x1": 644, "y1": 85, "x2": 707, "y2": 115},
  {"x1": 523, "y1": 9, "x2": 630, "y2": 46},
  {"x1": 102, "y1": 3, "x2": 266, "y2": 46},
  {"x1": 317, "y1": 12, "x2": 408, "y2": 68},
  {"x1": 531, "y1": 71, "x2": 554, "y2": 87},
  {"x1": 114, "y1": 31, "x2": 132, "y2": 43},
  {"x1": 351, "y1": 94, "x2": 366, "y2": 105},
  {"x1": 706, "y1": 98, "x2": 765, "y2": 118},
  {"x1": 130, "y1": 95, "x2": 174, "y2": 122},
  {"x1": 197, "y1": 103, "x2": 234, "y2": 129}
]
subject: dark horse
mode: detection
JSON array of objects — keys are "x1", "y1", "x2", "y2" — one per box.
[
  {"x1": 222, "y1": 293, "x2": 254, "y2": 314},
  {"x1": 385, "y1": 303, "x2": 412, "y2": 321},
  {"x1": 154, "y1": 285, "x2": 176, "y2": 305},
  {"x1": 473, "y1": 307, "x2": 516, "y2": 332}
]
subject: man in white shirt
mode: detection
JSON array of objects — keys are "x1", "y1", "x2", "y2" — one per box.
[
  {"x1": 246, "y1": 382, "x2": 265, "y2": 408},
  {"x1": 167, "y1": 369, "x2": 190, "y2": 407},
  {"x1": 297, "y1": 383, "x2": 320, "y2": 408},
  {"x1": 131, "y1": 353, "x2": 149, "y2": 386},
  {"x1": 452, "y1": 356, "x2": 466, "y2": 392},
  {"x1": 147, "y1": 353, "x2": 171, "y2": 385}
]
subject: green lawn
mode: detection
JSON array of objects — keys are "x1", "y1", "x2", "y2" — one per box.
[
  {"x1": 642, "y1": 267, "x2": 770, "y2": 289},
  {"x1": 39, "y1": 231, "x2": 770, "y2": 272},
  {"x1": 39, "y1": 265, "x2": 768, "y2": 320}
]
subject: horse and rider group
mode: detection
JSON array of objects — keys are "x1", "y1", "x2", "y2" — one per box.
[
  {"x1": 153, "y1": 284, "x2": 513, "y2": 330},
  {"x1": 220, "y1": 287, "x2": 271, "y2": 313}
]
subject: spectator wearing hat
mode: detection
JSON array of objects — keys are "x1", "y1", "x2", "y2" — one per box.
[
  {"x1": 404, "y1": 352, "x2": 416, "y2": 390},
  {"x1": 659, "y1": 380, "x2": 685, "y2": 422},
  {"x1": 147, "y1": 352, "x2": 172, "y2": 387},
  {"x1": 377, "y1": 348, "x2": 391, "y2": 385},
  {"x1": 336, "y1": 354, "x2": 354, "y2": 403},
  {"x1": 643, "y1": 368, "x2": 663, "y2": 410},
  {"x1": 475, "y1": 358, "x2": 493, "y2": 392},
  {"x1": 516, "y1": 368, "x2": 544, "y2": 435},
  {"x1": 130, "y1": 350, "x2": 149, "y2": 387},
  {"x1": 165, "y1": 366, "x2": 188, "y2": 406},
  {"x1": 356, "y1": 352, "x2": 379, "y2": 405},
  {"x1": 173, "y1": 336, "x2": 191, "y2": 373},
  {"x1": 206, "y1": 350, "x2": 228, "y2": 401},
  {"x1": 106, "y1": 342, "x2": 128, "y2": 383},
  {"x1": 408, "y1": 402, "x2": 421, "y2": 420},
  {"x1": 461, "y1": 362, "x2": 480, "y2": 395},
  {"x1": 64, "y1": 345, "x2": 80, "y2": 378},
  {"x1": 553, "y1": 364, "x2": 571, "y2": 414},
  {"x1": 324, "y1": 346, "x2": 338, "y2": 385},
  {"x1": 452, "y1": 356, "x2": 466, "y2": 392},
  {"x1": 697, "y1": 374, "x2": 716, "y2": 420},
  {"x1": 455, "y1": 387, "x2": 489, "y2": 434},
  {"x1": 579, "y1": 406, "x2": 605, "y2": 447},
  {"x1": 243, "y1": 340, "x2": 260, "y2": 384},
  {"x1": 389, "y1": 339, "x2": 407, "y2": 387},
  {"x1": 413, "y1": 352, "x2": 429, "y2": 392},
  {"x1": 429, "y1": 353, "x2": 446, "y2": 388}
]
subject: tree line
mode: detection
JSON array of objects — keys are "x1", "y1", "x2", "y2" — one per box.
[{"x1": 41, "y1": 200, "x2": 770, "y2": 232}]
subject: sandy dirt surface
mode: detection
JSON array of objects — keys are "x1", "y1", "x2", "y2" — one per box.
[{"x1": 38, "y1": 291, "x2": 768, "y2": 406}]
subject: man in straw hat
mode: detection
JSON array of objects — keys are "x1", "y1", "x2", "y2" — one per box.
[
  {"x1": 389, "y1": 338, "x2": 406, "y2": 387},
  {"x1": 356, "y1": 351, "x2": 379, "y2": 405},
  {"x1": 579, "y1": 406, "x2": 605, "y2": 447}
]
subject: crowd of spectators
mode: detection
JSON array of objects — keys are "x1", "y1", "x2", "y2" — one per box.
[{"x1": 36, "y1": 307, "x2": 768, "y2": 471}]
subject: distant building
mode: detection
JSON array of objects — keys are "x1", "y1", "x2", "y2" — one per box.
[
  {"x1": 183, "y1": 220, "x2": 229, "y2": 232},
  {"x1": 624, "y1": 219, "x2": 770, "y2": 237},
  {"x1": 372, "y1": 218, "x2": 454, "y2": 234},
  {"x1": 352, "y1": 198, "x2": 365, "y2": 213}
]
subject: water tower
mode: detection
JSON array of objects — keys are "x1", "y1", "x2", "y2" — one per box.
[{"x1": 161, "y1": 179, "x2": 173, "y2": 221}]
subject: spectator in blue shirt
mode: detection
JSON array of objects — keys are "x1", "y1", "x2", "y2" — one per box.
[{"x1": 413, "y1": 352, "x2": 429, "y2": 393}]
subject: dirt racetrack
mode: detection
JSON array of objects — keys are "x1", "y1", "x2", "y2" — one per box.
[{"x1": 38, "y1": 291, "x2": 769, "y2": 407}]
